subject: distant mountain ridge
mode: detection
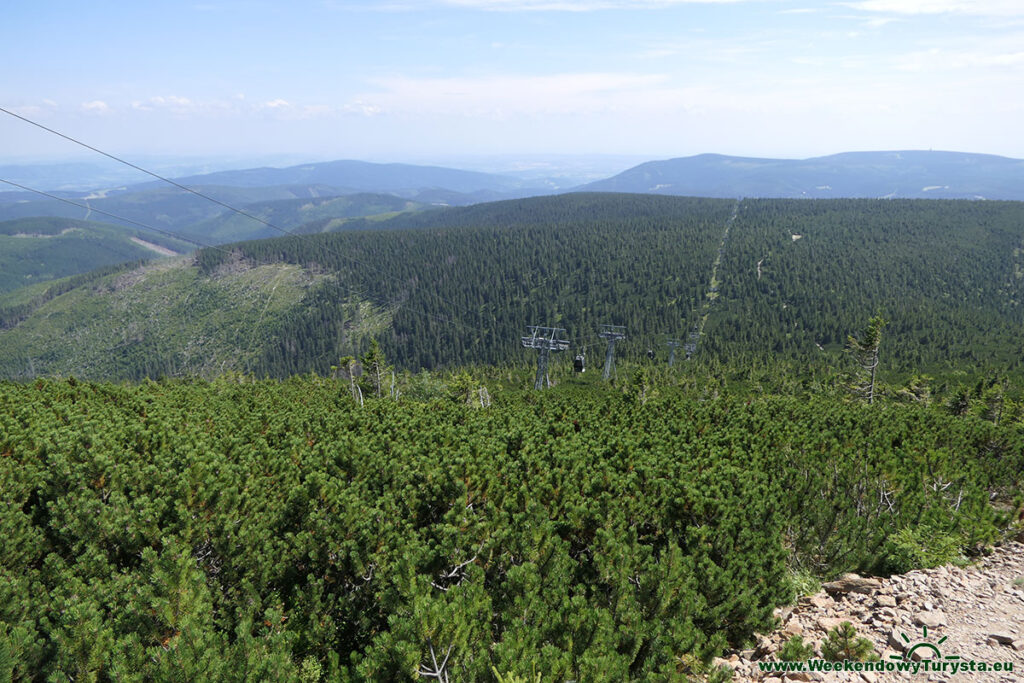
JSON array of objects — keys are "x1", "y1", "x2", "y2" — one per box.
[
  {"x1": 4, "y1": 150, "x2": 1024, "y2": 271},
  {"x1": 183, "y1": 193, "x2": 431, "y2": 242},
  {"x1": 578, "y1": 150, "x2": 1024, "y2": 200},
  {"x1": 0, "y1": 159, "x2": 556, "y2": 241},
  {"x1": 129, "y1": 159, "x2": 535, "y2": 194}
]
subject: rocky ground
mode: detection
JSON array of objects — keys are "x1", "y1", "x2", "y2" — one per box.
[{"x1": 716, "y1": 541, "x2": 1024, "y2": 682}]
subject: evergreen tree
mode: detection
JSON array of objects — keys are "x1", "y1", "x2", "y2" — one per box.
[
  {"x1": 360, "y1": 339, "x2": 390, "y2": 398},
  {"x1": 821, "y1": 622, "x2": 876, "y2": 662},
  {"x1": 847, "y1": 315, "x2": 886, "y2": 404}
]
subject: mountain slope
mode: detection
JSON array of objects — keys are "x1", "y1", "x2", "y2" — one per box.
[
  {"x1": 0, "y1": 159, "x2": 547, "y2": 241},
  {"x1": 0, "y1": 184, "x2": 357, "y2": 232},
  {"x1": 0, "y1": 255, "x2": 389, "y2": 379},
  {"x1": 4, "y1": 193, "x2": 1024, "y2": 381},
  {"x1": 133, "y1": 159, "x2": 529, "y2": 193},
  {"x1": 2, "y1": 194, "x2": 731, "y2": 378},
  {"x1": 0, "y1": 216, "x2": 190, "y2": 293},
  {"x1": 183, "y1": 193, "x2": 431, "y2": 242},
  {"x1": 580, "y1": 151, "x2": 1024, "y2": 200}
]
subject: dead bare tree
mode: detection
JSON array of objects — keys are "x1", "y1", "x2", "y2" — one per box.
[{"x1": 418, "y1": 638, "x2": 453, "y2": 683}]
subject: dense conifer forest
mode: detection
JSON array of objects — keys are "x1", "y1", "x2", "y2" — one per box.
[
  {"x1": 6, "y1": 193, "x2": 1024, "y2": 382},
  {"x1": 193, "y1": 194, "x2": 1024, "y2": 381},
  {"x1": 2, "y1": 373, "x2": 1021, "y2": 680}
]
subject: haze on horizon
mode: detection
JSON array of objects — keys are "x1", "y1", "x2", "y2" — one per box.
[{"x1": 4, "y1": 0, "x2": 1024, "y2": 169}]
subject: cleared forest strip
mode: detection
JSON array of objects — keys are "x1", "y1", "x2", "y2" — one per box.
[{"x1": 688, "y1": 198, "x2": 739, "y2": 356}]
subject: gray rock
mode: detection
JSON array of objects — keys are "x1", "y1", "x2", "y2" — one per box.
[
  {"x1": 782, "y1": 619, "x2": 804, "y2": 636},
  {"x1": 874, "y1": 595, "x2": 897, "y2": 608},
  {"x1": 801, "y1": 594, "x2": 834, "y2": 609},
  {"x1": 914, "y1": 610, "x2": 947, "y2": 628},
  {"x1": 911, "y1": 644, "x2": 937, "y2": 661},
  {"x1": 889, "y1": 627, "x2": 909, "y2": 652},
  {"x1": 816, "y1": 616, "x2": 848, "y2": 632},
  {"x1": 823, "y1": 573, "x2": 882, "y2": 595}
]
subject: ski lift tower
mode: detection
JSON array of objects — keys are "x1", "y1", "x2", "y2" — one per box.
[
  {"x1": 598, "y1": 324, "x2": 626, "y2": 380},
  {"x1": 521, "y1": 326, "x2": 570, "y2": 390},
  {"x1": 666, "y1": 338, "x2": 681, "y2": 367},
  {"x1": 684, "y1": 328, "x2": 700, "y2": 360}
]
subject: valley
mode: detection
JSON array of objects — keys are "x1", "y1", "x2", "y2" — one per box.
[
  {"x1": 9, "y1": 0, "x2": 1024, "y2": 679},
  {"x1": 3, "y1": 157, "x2": 1024, "y2": 683},
  {"x1": 4, "y1": 193, "x2": 1023, "y2": 387}
]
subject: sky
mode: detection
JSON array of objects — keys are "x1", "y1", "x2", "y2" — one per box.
[{"x1": 3, "y1": 0, "x2": 1024, "y2": 168}]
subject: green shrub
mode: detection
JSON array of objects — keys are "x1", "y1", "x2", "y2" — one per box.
[
  {"x1": 492, "y1": 667, "x2": 541, "y2": 683},
  {"x1": 881, "y1": 526, "x2": 964, "y2": 575},
  {"x1": 789, "y1": 567, "x2": 821, "y2": 598},
  {"x1": 706, "y1": 663, "x2": 734, "y2": 683},
  {"x1": 821, "y1": 622, "x2": 877, "y2": 662},
  {"x1": 778, "y1": 635, "x2": 815, "y2": 662}
]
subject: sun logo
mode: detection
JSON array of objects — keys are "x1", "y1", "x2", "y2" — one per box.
[{"x1": 889, "y1": 625, "x2": 960, "y2": 663}]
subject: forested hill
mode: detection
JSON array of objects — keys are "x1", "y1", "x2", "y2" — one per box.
[
  {"x1": 201, "y1": 193, "x2": 732, "y2": 373},
  {"x1": 129, "y1": 159, "x2": 528, "y2": 194},
  {"x1": 580, "y1": 151, "x2": 1024, "y2": 200},
  {"x1": 180, "y1": 192, "x2": 430, "y2": 243},
  {"x1": 1, "y1": 194, "x2": 730, "y2": 378},
  {"x1": 0, "y1": 216, "x2": 191, "y2": 293},
  {"x1": 3, "y1": 193, "x2": 1024, "y2": 382}
]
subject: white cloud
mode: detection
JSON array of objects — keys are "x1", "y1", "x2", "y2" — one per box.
[
  {"x1": 151, "y1": 95, "x2": 193, "y2": 107},
  {"x1": 132, "y1": 95, "x2": 199, "y2": 113},
  {"x1": 341, "y1": 100, "x2": 385, "y2": 116},
  {"x1": 440, "y1": 0, "x2": 751, "y2": 10},
  {"x1": 637, "y1": 47, "x2": 681, "y2": 58},
  {"x1": 10, "y1": 101, "x2": 58, "y2": 117},
  {"x1": 129, "y1": 95, "x2": 252, "y2": 118},
  {"x1": 352, "y1": 68, "x2": 963, "y2": 123},
  {"x1": 358, "y1": 72, "x2": 675, "y2": 116},
  {"x1": 894, "y1": 47, "x2": 1024, "y2": 71},
  {"x1": 330, "y1": 0, "x2": 750, "y2": 11},
  {"x1": 862, "y1": 15, "x2": 898, "y2": 26},
  {"x1": 844, "y1": 0, "x2": 1024, "y2": 16},
  {"x1": 232, "y1": 99, "x2": 371, "y2": 120},
  {"x1": 80, "y1": 100, "x2": 111, "y2": 113},
  {"x1": 100, "y1": 94, "x2": 364, "y2": 121}
]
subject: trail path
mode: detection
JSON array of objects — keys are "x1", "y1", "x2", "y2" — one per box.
[
  {"x1": 720, "y1": 541, "x2": 1024, "y2": 682},
  {"x1": 687, "y1": 199, "x2": 739, "y2": 357}
]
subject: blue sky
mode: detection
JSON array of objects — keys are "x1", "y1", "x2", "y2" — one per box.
[{"x1": 4, "y1": 0, "x2": 1024, "y2": 166}]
